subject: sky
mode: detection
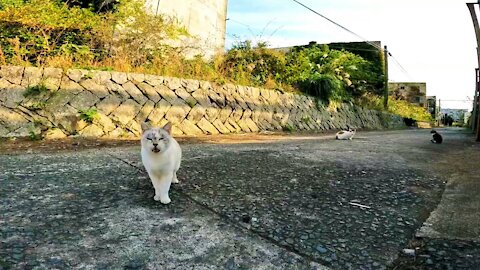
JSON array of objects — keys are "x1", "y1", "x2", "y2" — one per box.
[{"x1": 225, "y1": 0, "x2": 478, "y2": 110}]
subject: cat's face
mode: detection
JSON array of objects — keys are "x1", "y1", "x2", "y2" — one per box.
[{"x1": 141, "y1": 123, "x2": 172, "y2": 154}]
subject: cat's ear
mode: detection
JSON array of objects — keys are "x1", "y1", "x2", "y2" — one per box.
[
  {"x1": 141, "y1": 122, "x2": 151, "y2": 133},
  {"x1": 163, "y1": 122, "x2": 172, "y2": 134}
]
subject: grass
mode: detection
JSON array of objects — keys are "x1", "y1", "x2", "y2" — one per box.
[
  {"x1": 78, "y1": 108, "x2": 100, "y2": 123},
  {"x1": 23, "y1": 84, "x2": 49, "y2": 98}
]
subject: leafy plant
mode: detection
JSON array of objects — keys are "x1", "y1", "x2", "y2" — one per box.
[
  {"x1": 23, "y1": 84, "x2": 49, "y2": 97},
  {"x1": 357, "y1": 94, "x2": 432, "y2": 122},
  {"x1": 282, "y1": 124, "x2": 296, "y2": 132},
  {"x1": 28, "y1": 130, "x2": 42, "y2": 141},
  {"x1": 78, "y1": 108, "x2": 99, "y2": 123}
]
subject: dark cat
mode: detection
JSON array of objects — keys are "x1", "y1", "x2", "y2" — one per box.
[{"x1": 430, "y1": 130, "x2": 443, "y2": 144}]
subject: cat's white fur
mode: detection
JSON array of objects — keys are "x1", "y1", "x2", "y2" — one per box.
[
  {"x1": 336, "y1": 129, "x2": 356, "y2": 140},
  {"x1": 141, "y1": 122, "x2": 182, "y2": 204}
]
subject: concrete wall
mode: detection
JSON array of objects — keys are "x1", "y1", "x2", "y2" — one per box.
[
  {"x1": 145, "y1": 0, "x2": 228, "y2": 58},
  {"x1": 0, "y1": 65, "x2": 405, "y2": 139}
]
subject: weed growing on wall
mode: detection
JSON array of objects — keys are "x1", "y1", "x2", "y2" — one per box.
[
  {"x1": 78, "y1": 108, "x2": 100, "y2": 123},
  {"x1": 23, "y1": 84, "x2": 49, "y2": 98}
]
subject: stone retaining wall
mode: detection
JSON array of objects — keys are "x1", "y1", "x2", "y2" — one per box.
[{"x1": 0, "y1": 65, "x2": 405, "y2": 139}]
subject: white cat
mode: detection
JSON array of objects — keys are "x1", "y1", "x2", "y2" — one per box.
[
  {"x1": 336, "y1": 129, "x2": 356, "y2": 140},
  {"x1": 141, "y1": 122, "x2": 182, "y2": 204}
]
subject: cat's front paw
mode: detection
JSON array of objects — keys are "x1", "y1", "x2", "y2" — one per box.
[
  {"x1": 172, "y1": 178, "x2": 179, "y2": 184},
  {"x1": 154, "y1": 195, "x2": 171, "y2": 204}
]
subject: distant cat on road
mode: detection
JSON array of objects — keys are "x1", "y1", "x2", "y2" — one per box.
[
  {"x1": 141, "y1": 122, "x2": 182, "y2": 204},
  {"x1": 431, "y1": 130, "x2": 443, "y2": 144},
  {"x1": 336, "y1": 129, "x2": 356, "y2": 140}
]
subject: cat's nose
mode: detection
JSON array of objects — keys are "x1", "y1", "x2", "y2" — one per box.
[{"x1": 153, "y1": 143, "x2": 158, "y2": 147}]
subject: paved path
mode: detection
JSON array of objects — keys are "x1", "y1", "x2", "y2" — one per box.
[{"x1": 1, "y1": 128, "x2": 479, "y2": 269}]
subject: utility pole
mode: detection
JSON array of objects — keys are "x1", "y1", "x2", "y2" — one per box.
[
  {"x1": 383, "y1": 45, "x2": 389, "y2": 109},
  {"x1": 438, "y1": 99, "x2": 441, "y2": 126},
  {"x1": 467, "y1": 1, "x2": 480, "y2": 141}
]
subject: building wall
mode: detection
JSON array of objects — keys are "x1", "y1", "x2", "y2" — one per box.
[
  {"x1": 389, "y1": 82, "x2": 427, "y2": 107},
  {"x1": 145, "y1": 0, "x2": 228, "y2": 58},
  {"x1": 0, "y1": 66, "x2": 405, "y2": 139}
]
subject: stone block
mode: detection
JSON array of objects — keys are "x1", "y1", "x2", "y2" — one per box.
[
  {"x1": 155, "y1": 85, "x2": 180, "y2": 105},
  {"x1": 126, "y1": 120, "x2": 142, "y2": 136},
  {"x1": 184, "y1": 79, "x2": 200, "y2": 92},
  {"x1": 197, "y1": 117, "x2": 219, "y2": 135},
  {"x1": 231, "y1": 107, "x2": 244, "y2": 122},
  {"x1": 106, "y1": 81, "x2": 130, "y2": 101},
  {"x1": 79, "y1": 124, "x2": 104, "y2": 137},
  {"x1": 110, "y1": 99, "x2": 142, "y2": 127},
  {"x1": 44, "y1": 128, "x2": 67, "y2": 140},
  {"x1": 21, "y1": 67, "x2": 43, "y2": 87},
  {"x1": 145, "y1": 74, "x2": 164, "y2": 86},
  {"x1": 217, "y1": 106, "x2": 232, "y2": 123},
  {"x1": 95, "y1": 113, "x2": 116, "y2": 133},
  {"x1": 165, "y1": 100, "x2": 190, "y2": 125},
  {"x1": 43, "y1": 67, "x2": 63, "y2": 91},
  {"x1": 137, "y1": 82, "x2": 161, "y2": 103},
  {"x1": 0, "y1": 66, "x2": 24, "y2": 84},
  {"x1": 96, "y1": 94, "x2": 122, "y2": 116},
  {"x1": 79, "y1": 79, "x2": 109, "y2": 99},
  {"x1": 69, "y1": 90, "x2": 100, "y2": 110},
  {"x1": 175, "y1": 87, "x2": 197, "y2": 107},
  {"x1": 237, "y1": 119, "x2": 251, "y2": 132},
  {"x1": 92, "y1": 70, "x2": 111, "y2": 83},
  {"x1": 0, "y1": 105, "x2": 29, "y2": 131},
  {"x1": 178, "y1": 119, "x2": 204, "y2": 135},
  {"x1": 148, "y1": 99, "x2": 171, "y2": 125},
  {"x1": 187, "y1": 104, "x2": 206, "y2": 124},
  {"x1": 245, "y1": 118, "x2": 259, "y2": 132},
  {"x1": 223, "y1": 121, "x2": 237, "y2": 133},
  {"x1": 127, "y1": 72, "x2": 145, "y2": 83},
  {"x1": 164, "y1": 77, "x2": 182, "y2": 90},
  {"x1": 227, "y1": 118, "x2": 242, "y2": 133},
  {"x1": 0, "y1": 80, "x2": 25, "y2": 108},
  {"x1": 205, "y1": 105, "x2": 220, "y2": 122},
  {"x1": 66, "y1": 69, "x2": 87, "y2": 82},
  {"x1": 111, "y1": 72, "x2": 128, "y2": 84},
  {"x1": 135, "y1": 100, "x2": 155, "y2": 123},
  {"x1": 191, "y1": 88, "x2": 212, "y2": 107},
  {"x1": 212, "y1": 119, "x2": 230, "y2": 134},
  {"x1": 122, "y1": 82, "x2": 147, "y2": 105}
]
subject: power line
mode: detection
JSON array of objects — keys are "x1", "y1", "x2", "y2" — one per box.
[
  {"x1": 290, "y1": 0, "x2": 413, "y2": 81},
  {"x1": 389, "y1": 53, "x2": 413, "y2": 80},
  {"x1": 290, "y1": 0, "x2": 382, "y2": 51}
]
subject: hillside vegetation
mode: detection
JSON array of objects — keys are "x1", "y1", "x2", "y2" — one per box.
[{"x1": 0, "y1": 0, "x2": 431, "y2": 122}]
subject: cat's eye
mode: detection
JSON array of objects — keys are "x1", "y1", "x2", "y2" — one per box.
[{"x1": 146, "y1": 138, "x2": 152, "y2": 141}]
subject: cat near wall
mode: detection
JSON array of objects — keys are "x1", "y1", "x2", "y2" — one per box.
[
  {"x1": 140, "y1": 122, "x2": 182, "y2": 204},
  {"x1": 336, "y1": 129, "x2": 356, "y2": 140}
]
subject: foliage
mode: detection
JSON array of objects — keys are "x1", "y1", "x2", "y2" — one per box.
[
  {"x1": 357, "y1": 94, "x2": 433, "y2": 122},
  {"x1": 0, "y1": 0, "x2": 109, "y2": 64},
  {"x1": 285, "y1": 45, "x2": 383, "y2": 102},
  {"x1": 28, "y1": 130, "x2": 42, "y2": 141},
  {"x1": 218, "y1": 40, "x2": 287, "y2": 87},
  {"x1": 78, "y1": 108, "x2": 99, "y2": 123},
  {"x1": 0, "y1": 0, "x2": 186, "y2": 68},
  {"x1": 23, "y1": 84, "x2": 49, "y2": 97}
]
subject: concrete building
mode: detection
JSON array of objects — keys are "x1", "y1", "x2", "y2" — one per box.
[
  {"x1": 389, "y1": 82, "x2": 427, "y2": 108},
  {"x1": 144, "y1": 0, "x2": 228, "y2": 59}
]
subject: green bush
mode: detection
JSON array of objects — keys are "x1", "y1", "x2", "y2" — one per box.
[{"x1": 357, "y1": 94, "x2": 432, "y2": 122}]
